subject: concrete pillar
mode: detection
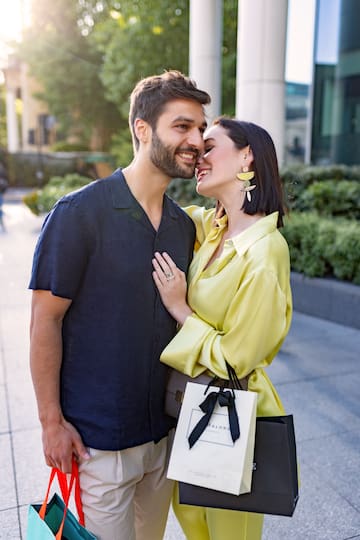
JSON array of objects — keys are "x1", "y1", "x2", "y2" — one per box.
[
  {"x1": 5, "y1": 87, "x2": 19, "y2": 153},
  {"x1": 236, "y1": 0, "x2": 288, "y2": 164},
  {"x1": 20, "y1": 62, "x2": 30, "y2": 152},
  {"x1": 189, "y1": 0, "x2": 222, "y2": 123}
]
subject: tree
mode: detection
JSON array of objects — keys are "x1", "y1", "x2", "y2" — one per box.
[
  {"x1": 16, "y1": 0, "x2": 121, "y2": 150},
  {"x1": 78, "y1": 0, "x2": 188, "y2": 161},
  {"x1": 91, "y1": 0, "x2": 189, "y2": 118},
  {"x1": 15, "y1": 0, "x2": 238, "y2": 159},
  {"x1": 87, "y1": 0, "x2": 237, "y2": 160},
  {"x1": 89, "y1": 0, "x2": 237, "y2": 120},
  {"x1": 222, "y1": 0, "x2": 237, "y2": 116}
]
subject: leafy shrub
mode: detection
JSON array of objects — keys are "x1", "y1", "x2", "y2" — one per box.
[
  {"x1": 7, "y1": 152, "x2": 79, "y2": 187},
  {"x1": 45, "y1": 174, "x2": 91, "y2": 189},
  {"x1": 282, "y1": 213, "x2": 336, "y2": 277},
  {"x1": 22, "y1": 190, "x2": 40, "y2": 215},
  {"x1": 282, "y1": 212, "x2": 360, "y2": 284},
  {"x1": 298, "y1": 180, "x2": 360, "y2": 219},
  {"x1": 50, "y1": 141, "x2": 90, "y2": 152},
  {"x1": 23, "y1": 173, "x2": 91, "y2": 215},
  {"x1": 110, "y1": 130, "x2": 133, "y2": 168},
  {"x1": 281, "y1": 164, "x2": 360, "y2": 212},
  {"x1": 325, "y1": 222, "x2": 360, "y2": 284}
]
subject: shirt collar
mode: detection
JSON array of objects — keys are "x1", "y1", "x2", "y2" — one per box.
[
  {"x1": 109, "y1": 169, "x2": 137, "y2": 209},
  {"x1": 231, "y1": 212, "x2": 279, "y2": 258},
  {"x1": 108, "y1": 168, "x2": 178, "y2": 219}
]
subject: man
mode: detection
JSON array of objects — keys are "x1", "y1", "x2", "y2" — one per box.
[{"x1": 29, "y1": 70, "x2": 210, "y2": 540}]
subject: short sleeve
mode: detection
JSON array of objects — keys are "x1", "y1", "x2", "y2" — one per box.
[{"x1": 29, "y1": 197, "x2": 91, "y2": 299}]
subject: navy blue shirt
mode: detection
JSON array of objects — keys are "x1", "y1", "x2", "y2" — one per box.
[{"x1": 29, "y1": 169, "x2": 195, "y2": 450}]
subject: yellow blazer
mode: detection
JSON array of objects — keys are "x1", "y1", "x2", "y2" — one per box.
[{"x1": 160, "y1": 207, "x2": 293, "y2": 417}]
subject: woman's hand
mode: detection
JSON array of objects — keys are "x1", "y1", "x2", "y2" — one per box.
[{"x1": 152, "y1": 252, "x2": 193, "y2": 325}]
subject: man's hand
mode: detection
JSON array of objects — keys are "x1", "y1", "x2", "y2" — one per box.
[{"x1": 42, "y1": 416, "x2": 90, "y2": 473}]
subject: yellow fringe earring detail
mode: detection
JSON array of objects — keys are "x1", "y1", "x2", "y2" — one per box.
[{"x1": 236, "y1": 169, "x2": 256, "y2": 202}]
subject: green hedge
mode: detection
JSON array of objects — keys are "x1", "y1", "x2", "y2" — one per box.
[
  {"x1": 5, "y1": 151, "x2": 113, "y2": 187},
  {"x1": 167, "y1": 166, "x2": 360, "y2": 219},
  {"x1": 167, "y1": 173, "x2": 360, "y2": 285},
  {"x1": 281, "y1": 164, "x2": 360, "y2": 214},
  {"x1": 282, "y1": 212, "x2": 360, "y2": 284},
  {"x1": 22, "y1": 166, "x2": 360, "y2": 285},
  {"x1": 297, "y1": 180, "x2": 360, "y2": 219},
  {"x1": 23, "y1": 174, "x2": 92, "y2": 215},
  {"x1": 50, "y1": 141, "x2": 90, "y2": 152},
  {"x1": 6, "y1": 152, "x2": 79, "y2": 187},
  {"x1": 281, "y1": 163, "x2": 360, "y2": 188}
]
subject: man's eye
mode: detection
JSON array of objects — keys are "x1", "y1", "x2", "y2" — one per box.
[{"x1": 176, "y1": 124, "x2": 188, "y2": 130}]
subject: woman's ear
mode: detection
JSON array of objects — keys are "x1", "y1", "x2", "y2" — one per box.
[
  {"x1": 243, "y1": 145, "x2": 254, "y2": 168},
  {"x1": 247, "y1": 146, "x2": 254, "y2": 167},
  {"x1": 134, "y1": 118, "x2": 151, "y2": 145},
  {"x1": 238, "y1": 145, "x2": 253, "y2": 171}
]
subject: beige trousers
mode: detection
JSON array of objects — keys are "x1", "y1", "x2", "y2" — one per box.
[{"x1": 78, "y1": 435, "x2": 174, "y2": 540}]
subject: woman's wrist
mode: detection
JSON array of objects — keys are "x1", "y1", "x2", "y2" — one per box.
[{"x1": 173, "y1": 305, "x2": 193, "y2": 326}]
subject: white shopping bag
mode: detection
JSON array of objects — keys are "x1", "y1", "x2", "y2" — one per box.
[{"x1": 167, "y1": 382, "x2": 257, "y2": 495}]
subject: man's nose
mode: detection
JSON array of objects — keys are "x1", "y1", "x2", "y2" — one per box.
[{"x1": 187, "y1": 128, "x2": 205, "y2": 150}]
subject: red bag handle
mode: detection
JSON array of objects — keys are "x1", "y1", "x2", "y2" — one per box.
[{"x1": 39, "y1": 458, "x2": 85, "y2": 539}]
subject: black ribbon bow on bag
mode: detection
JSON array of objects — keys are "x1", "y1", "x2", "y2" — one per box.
[{"x1": 188, "y1": 387, "x2": 240, "y2": 449}]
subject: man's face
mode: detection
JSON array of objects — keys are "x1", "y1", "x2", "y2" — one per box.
[{"x1": 150, "y1": 99, "x2": 207, "y2": 179}]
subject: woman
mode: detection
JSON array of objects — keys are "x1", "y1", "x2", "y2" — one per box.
[{"x1": 152, "y1": 117, "x2": 292, "y2": 540}]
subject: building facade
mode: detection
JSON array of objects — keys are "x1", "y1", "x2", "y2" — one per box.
[{"x1": 311, "y1": 0, "x2": 360, "y2": 165}]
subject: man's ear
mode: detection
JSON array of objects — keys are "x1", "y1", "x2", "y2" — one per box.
[{"x1": 134, "y1": 118, "x2": 151, "y2": 145}]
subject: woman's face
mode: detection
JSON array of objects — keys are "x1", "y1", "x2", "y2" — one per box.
[{"x1": 195, "y1": 124, "x2": 252, "y2": 199}]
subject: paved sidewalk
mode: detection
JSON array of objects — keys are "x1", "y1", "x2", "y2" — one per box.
[{"x1": 0, "y1": 192, "x2": 359, "y2": 539}]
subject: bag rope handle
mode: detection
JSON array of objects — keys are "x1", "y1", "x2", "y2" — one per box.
[
  {"x1": 188, "y1": 362, "x2": 244, "y2": 448},
  {"x1": 38, "y1": 457, "x2": 85, "y2": 538}
]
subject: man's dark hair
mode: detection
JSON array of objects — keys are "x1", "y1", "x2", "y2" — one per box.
[{"x1": 129, "y1": 70, "x2": 211, "y2": 151}]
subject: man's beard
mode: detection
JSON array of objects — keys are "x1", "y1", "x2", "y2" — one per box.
[{"x1": 150, "y1": 130, "x2": 197, "y2": 179}]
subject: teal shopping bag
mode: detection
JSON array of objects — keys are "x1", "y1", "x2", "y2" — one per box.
[{"x1": 26, "y1": 460, "x2": 97, "y2": 540}]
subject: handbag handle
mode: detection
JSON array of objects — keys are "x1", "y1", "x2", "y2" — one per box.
[
  {"x1": 208, "y1": 362, "x2": 249, "y2": 392},
  {"x1": 226, "y1": 362, "x2": 245, "y2": 390},
  {"x1": 188, "y1": 362, "x2": 244, "y2": 449},
  {"x1": 39, "y1": 458, "x2": 85, "y2": 538}
]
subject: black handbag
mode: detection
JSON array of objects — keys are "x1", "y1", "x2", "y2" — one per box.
[{"x1": 179, "y1": 414, "x2": 299, "y2": 516}]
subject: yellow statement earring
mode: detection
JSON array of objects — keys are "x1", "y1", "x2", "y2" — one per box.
[{"x1": 236, "y1": 167, "x2": 256, "y2": 202}]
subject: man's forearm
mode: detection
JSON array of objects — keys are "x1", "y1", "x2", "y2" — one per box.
[
  {"x1": 30, "y1": 314, "x2": 64, "y2": 425},
  {"x1": 29, "y1": 290, "x2": 88, "y2": 471}
]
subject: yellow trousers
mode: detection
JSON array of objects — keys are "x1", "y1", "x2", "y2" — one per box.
[{"x1": 173, "y1": 484, "x2": 264, "y2": 540}]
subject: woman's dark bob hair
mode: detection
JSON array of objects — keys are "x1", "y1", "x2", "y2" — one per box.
[{"x1": 213, "y1": 117, "x2": 286, "y2": 228}]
